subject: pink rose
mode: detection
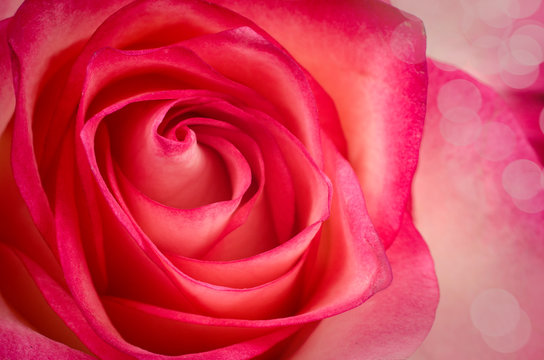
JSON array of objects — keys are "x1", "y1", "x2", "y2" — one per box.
[{"x1": 0, "y1": 0, "x2": 439, "y2": 359}]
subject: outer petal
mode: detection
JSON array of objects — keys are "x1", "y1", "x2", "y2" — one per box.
[
  {"x1": 8, "y1": 0, "x2": 133, "y2": 253},
  {"x1": 212, "y1": 0, "x2": 428, "y2": 248},
  {"x1": 0, "y1": 18, "x2": 13, "y2": 135},
  {"x1": 286, "y1": 214, "x2": 438, "y2": 359},
  {"x1": 0, "y1": 116, "x2": 93, "y2": 359},
  {"x1": 0, "y1": 243, "x2": 110, "y2": 360},
  {"x1": 412, "y1": 63, "x2": 544, "y2": 359},
  {"x1": 0, "y1": 293, "x2": 93, "y2": 360}
]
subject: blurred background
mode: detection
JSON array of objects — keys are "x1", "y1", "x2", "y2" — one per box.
[
  {"x1": 390, "y1": 1, "x2": 544, "y2": 359},
  {"x1": 392, "y1": 0, "x2": 544, "y2": 92}
]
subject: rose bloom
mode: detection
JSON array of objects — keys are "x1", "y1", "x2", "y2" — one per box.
[{"x1": 0, "y1": 1, "x2": 542, "y2": 360}]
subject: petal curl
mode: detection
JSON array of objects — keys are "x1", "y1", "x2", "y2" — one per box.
[
  {"x1": 0, "y1": 293, "x2": 93, "y2": 360},
  {"x1": 0, "y1": 243, "x2": 127, "y2": 359},
  {"x1": 286, "y1": 214, "x2": 438, "y2": 360},
  {"x1": 213, "y1": 0, "x2": 428, "y2": 248},
  {"x1": 8, "y1": 0, "x2": 133, "y2": 255}
]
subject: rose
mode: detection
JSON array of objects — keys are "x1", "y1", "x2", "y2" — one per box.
[
  {"x1": 0, "y1": 0, "x2": 439, "y2": 359},
  {"x1": 12, "y1": 0, "x2": 544, "y2": 359},
  {"x1": 0, "y1": 1, "x2": 439, "y2": 358}
]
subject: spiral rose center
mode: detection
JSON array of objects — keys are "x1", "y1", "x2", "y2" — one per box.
[{"x1": 109, "y1": 102, "x2": 236, "y2": 210}]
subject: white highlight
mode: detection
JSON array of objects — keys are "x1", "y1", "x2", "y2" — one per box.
[
  {"x1": 502, "y1": 0, "x2": 542, "y2": 19},
  {"x1": 389, "y1": 20, "x2": 426, "y2": 64},
  {"x1": 509, "y1": 34, "x2": 543, "y2": 66},
  {"x1": 469, "y1": 36, "x2": 505, "y2": 75},
  {"x1": 502, "y1": 159, "x2": 543, "y2": 200},
  {"x1": 482, "y1": 309, "x2": 532, "y2": 353},
  {"x1": 477, "y1": 0, "x2": 513, "y2": 28},
  {"x1": 470, "y1": 288, "x2": 521, "y2": 337},
  {"x1": 437, "y1": 79, "x2": 482, "y2": 114}
]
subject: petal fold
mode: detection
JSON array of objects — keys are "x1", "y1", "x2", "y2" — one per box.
[
  {"x1": 288, "y1": 214, "x2": 438, "y2": 360},
  {"x1": 213, "y1": 0, "x2": 428, "y2": 248}
]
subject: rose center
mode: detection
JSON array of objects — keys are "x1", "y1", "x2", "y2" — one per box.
[{"x1": 107, "y1": 100, "x2": 233, "y2": 210}]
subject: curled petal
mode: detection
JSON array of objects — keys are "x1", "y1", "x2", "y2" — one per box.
[
  {"x1": 213, "y1": 0, "x2": 428, "y2": 248},
  {"x1": 286, "y1": 214, "x2": 438, "y2": 360}
]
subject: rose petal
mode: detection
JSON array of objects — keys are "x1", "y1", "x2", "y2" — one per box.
[
  {"x1": 51, "y1": 136, "x2": 308, "y2": 356},
  {"x1": 1, "y1": 127, "x2": 106, "y2": 359},
  {"x1": 306, "y1": 74, "x2": 348, "y2": 158},
  {"x1": 70, "y1": 101, "x2": 389, "y2": 337},
  {"x1": 18, "y1": 0, "x2": 272, "y2": 190},
  {"x1": 98, "y1": 201, "x2": 308, "y2": 321},
  {"x1": 168, "y1": 222, "x2": 321, "y2": 289},
  {"x1": 411, "y1": 62, "x2": 544, "y2": 359},
  {"x1": 7, "y1": 0, "x2": 250, "y2": 256},
  {"x1": 294, "y1": 134, "x2": 392, "y2": 320},
  {"x1": 3, "y1": 234, "x2": 300, "y2": 359},
  {"x1": 0, "y1": 19, "x2": 13, "y2": 135},
  {"x1": 180, "y1": 26, "x2": 323, "y2": 166},
  {"x1": 81, "y1": 98, "x2": 331, "y2": 319},
  {"x1": 0, "y1": 243, "x2": 130, "y2": 359},
  {"x1": 104, "y1": 102, "x2": 254, "y2": 257},
  {"x1": 8, "y1": 0, "x2": 137, "y2": 248},
  {"x1": 0, "y1": 121, "x2": 62, "y2": 282},
  {"x1": 76, "y1": 44, "x2": 274, "y2": 259},
  {"x1": 111, "y1": 106, "x2": 235, "y2": 210},
  {"x1": 110, "y1": 120, "x2": 258, "y2": 258},
  {"x1": 0, "y1": 244, "x2": 92, "y2": 358},
  {"x1": 213, "y1": 0, "x2": 427, "y2": 249},
  {"x1": 101, "y1": 296, "x2": 300, "y2": 358},
  {"x1": 198, "y1": 106, "x2": 330, "y2": 260},
  {"x1": 78, "y1": 90, "x2": 308, "y2": 289},
  {"x1": 286, "y1": 214, "x2": 438, "y2": 360},
  {"x1": 0, "y1": 294, "x2": 93, "y2": 360}
]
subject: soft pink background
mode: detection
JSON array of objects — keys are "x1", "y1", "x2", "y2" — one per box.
[{"x1": 390, "y1": 0, "x2": 544, "y2": 358}]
